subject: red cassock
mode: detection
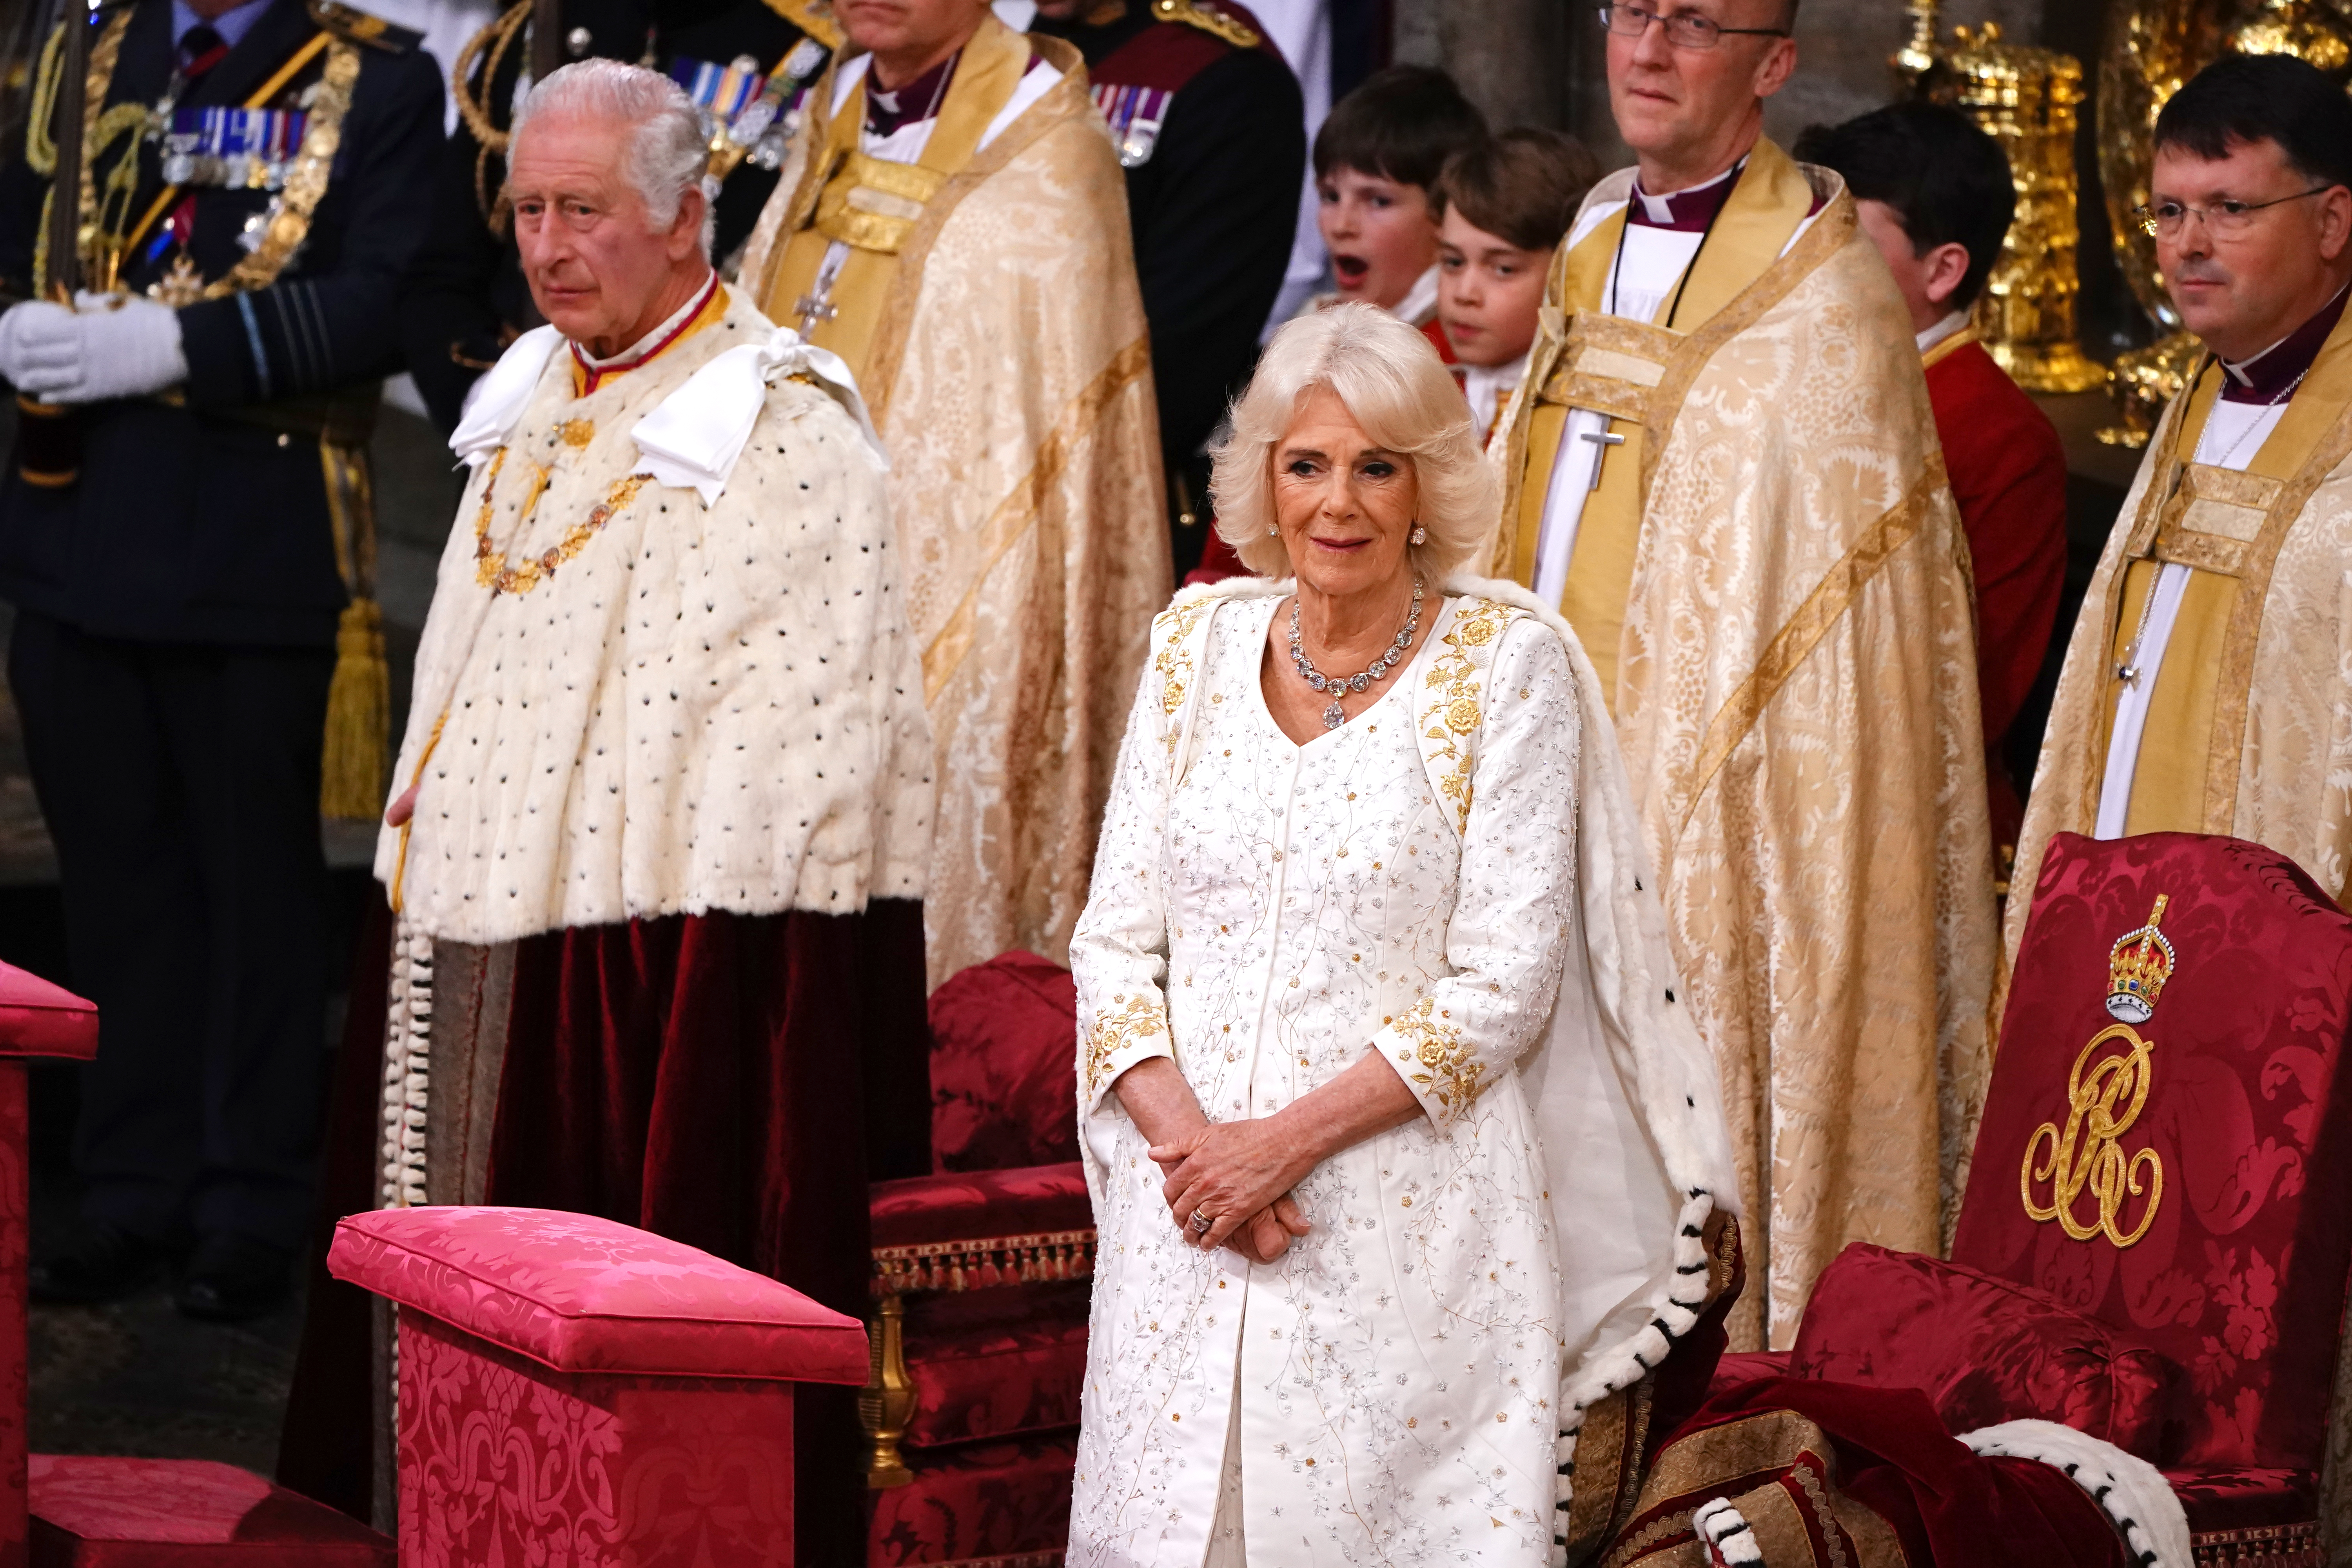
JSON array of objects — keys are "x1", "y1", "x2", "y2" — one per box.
[{"x1": 1923, "y1": 331, "x2": 2069, "y2": 848}]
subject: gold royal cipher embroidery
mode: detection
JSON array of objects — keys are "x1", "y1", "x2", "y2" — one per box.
[{"x1": 2020, "y1": 896, "x2": 2175, "y2": 1249}]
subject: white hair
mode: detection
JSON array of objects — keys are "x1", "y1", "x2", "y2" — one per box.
[
  {"x1": 1212, "y1": 302, "x2": 1499, "y2": 579},
  {"x1": 513, "y1": 59, "x2": 717, "y2": 256}
]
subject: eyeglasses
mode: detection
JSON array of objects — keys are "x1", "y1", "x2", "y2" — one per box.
[
  {"x1": 1597, "y1": 3, "x2": 1790, "y2": 49},
  {"x1": 2131, "y1": 185, "x2": 2333, "y2": 240}
]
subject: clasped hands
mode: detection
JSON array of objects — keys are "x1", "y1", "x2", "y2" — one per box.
[{"x1": 1150, "y1": 1117, "x2": 1315, "y2": 1263}]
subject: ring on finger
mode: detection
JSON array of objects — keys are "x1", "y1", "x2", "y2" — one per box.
[{"x1": 1189, "y1": 1208, "x2": 1214, "y2": 1234}]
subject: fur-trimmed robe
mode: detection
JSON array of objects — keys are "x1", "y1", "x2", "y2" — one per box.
[{"x1": 1071, "y1": 573, "x2": 1739, "y2": 1564}]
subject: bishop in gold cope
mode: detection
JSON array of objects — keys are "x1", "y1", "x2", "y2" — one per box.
[
  {"x1": 737, "y1": 0, "x2": 1169, "y2": 986},
  {"x1": 1485, "y1": 0, "x2": 1995, "y2": 1350},
  {"x1": 2011, "y1": 55, "x2": 2352, "y2": 944}
]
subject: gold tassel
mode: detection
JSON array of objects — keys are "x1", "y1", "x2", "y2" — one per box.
[{"x1": 321, "y1": 595, "x2": 389, "y2": 819}]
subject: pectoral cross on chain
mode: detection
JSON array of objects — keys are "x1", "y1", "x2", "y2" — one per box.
[
  {"x1": 793, "y1": 289, "x2": 839, "y2": 330},
  {"x1": 1581, "y1": 427, "x2": 1625, "y2": 490}
]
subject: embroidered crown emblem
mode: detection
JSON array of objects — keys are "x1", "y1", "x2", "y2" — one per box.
[{"x1": 2105, "y1": 895, "x2": 2174, "y2": 1024}]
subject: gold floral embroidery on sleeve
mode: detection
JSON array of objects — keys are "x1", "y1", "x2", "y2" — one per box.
[
  {"x1": 1151, "y1": 600, "x2": 1214, "y2": 754},
  {"x1": 1083, "y1": 991, "x2": 1171, "y2": 1093},
  {"x1": 1420, "y1": 599, "x2": 1519, "y2": 833},
  {"x1": 1393, "y1": 997, "x2": 1487, "y2": 1125}
]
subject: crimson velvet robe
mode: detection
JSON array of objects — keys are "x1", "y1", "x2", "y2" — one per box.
[
  {"x1": 1925, "y1": 335, "x2": 2068, "y2": 848},
  {"x1": 282, "y1": 900, "x2": 931, "y2": 1564}
]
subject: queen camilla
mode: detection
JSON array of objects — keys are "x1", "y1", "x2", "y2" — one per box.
[{"x1": 1067, "y1": 303, "x2": 1744, "y2": 1566}]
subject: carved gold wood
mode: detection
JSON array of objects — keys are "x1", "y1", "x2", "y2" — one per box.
[
  {"x1": 1896, "y1": 8, "x2": 2106, "y2": 392},
  {"x1": 2094, "y1": 0, "x2": 2350, "y2": 445}
]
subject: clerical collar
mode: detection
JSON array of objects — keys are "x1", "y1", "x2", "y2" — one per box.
[
  {"x1": 1916, "y1": 310, "x2": 1969, "y2": 356},
  {"x1": 570, "y1": 271, "x2": 722, "y2": 396},
  {"x1": 1628, "y1": 159, "x2": 1742, "y2": 232},
  {"x1": 867, "y1": 51, "x2": 960, "y2": 138},
  {"x1": 2218, "y1": 281, "x2": 2350, "y2": 405}
]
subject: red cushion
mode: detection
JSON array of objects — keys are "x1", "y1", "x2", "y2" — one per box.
[
  {"x1": 869, "y1": 1163, "x2": 1093, "y2": 1254},
  {"x1": 902, "y1": 1278, "x2": 1089, "y2": 1448},
  {"x1": 1706, "y1": 1348, "x2": 1792, "y2": 1399},
  {"x1": 0, "y1": 961, "x2": 96, "y2": 1062},
  {"x1": 927, "y1": 951, "x2": 1079, "y2": 1171},
  {"x1": 325, "y1": 1205, "x2": 867, "y2": 1383},
  {"x1": 29, "y1": 1456, "x2": 390, "y2": 1565},
  {"x1": 2165, "y1": 1465, "x2": 2315, "y2": 1534},
  {"x1": 868, "y1": 1431, "x2": 1076, "y2": 1566},
  {"x1": 1956, "y1": 833, "x2": 2352, "y2": 1471},
  {"x1": 1791, "y1": 1243, "x2": 2174, "y2": 1461}
]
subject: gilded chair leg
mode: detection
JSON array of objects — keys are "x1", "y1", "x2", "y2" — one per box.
[{"x1": 860, "y1": 1292, "x2": 916, "y2": 1488}]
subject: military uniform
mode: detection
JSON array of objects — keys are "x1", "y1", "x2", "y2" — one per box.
[
  {"x1": 1033, "y1": 0, "x2": 1299, "y2": 576},
  {"x1": 400, "y1": 0, "x2": 835, "y2": 431},
  {"x1": 0, "y1": 0, "x2": 442, "y2": 1287}
]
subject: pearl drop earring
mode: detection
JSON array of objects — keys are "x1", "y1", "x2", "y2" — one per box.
[{"x1": 1268, "y1": 523, "x2": 1279, "y2": 536}]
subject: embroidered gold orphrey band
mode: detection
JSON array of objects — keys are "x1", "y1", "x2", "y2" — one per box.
[
  {"x1": 753, "y1": 31, "x2": 1089, "y2": 425},
  {"x1": 2077, "y1": 345, "x2": 2352, "y2": 836},
  {"x1": 1492, "y1": 166, "x2": 1853, "y2": 554},
  {"x1": 1674, "y1": 456, "x2": 1949, "y2": 848},
  {"x1": 920, "y1": 334, "x2": 1151, "y2": 701}
]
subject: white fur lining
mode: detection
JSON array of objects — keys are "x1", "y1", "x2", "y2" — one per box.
[{"x1": 1961, "y1": 1419, "x2": 2189, "y2": 1568}]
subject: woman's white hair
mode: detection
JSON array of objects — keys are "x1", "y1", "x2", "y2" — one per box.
[
  {"x1": 512, "y1": 59, "x2": 718, "y2": 256},
  {"x1": 1211, "y1": 301, "x2": 1500, "y2": 580}
]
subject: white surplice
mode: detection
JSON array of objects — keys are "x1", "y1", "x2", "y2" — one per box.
[{"x1": 1069, "y1": 572, "x2": 1745, "y2": 1568}]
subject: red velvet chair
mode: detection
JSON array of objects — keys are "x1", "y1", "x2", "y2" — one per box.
[
  {"x1": 0, "y1": 959, "x2": 394, "y2": 1566},
  {"x1": 860, "y1": 952, "x2": 1092, "y2": 1568},
  {"x1": 1718, "y1": 832, "x2": 2352, "y2": 1565}
]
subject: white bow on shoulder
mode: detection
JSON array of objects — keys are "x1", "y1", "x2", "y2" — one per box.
[
  {"x1": 444, "y1": 321, "x2": 887, "y2": 508},
  {"x1": 630, "y1": 327, "x2": 887, "y2": 505}
]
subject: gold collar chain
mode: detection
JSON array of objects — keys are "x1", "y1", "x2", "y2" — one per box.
[{"x1": 471, "y1": 444, "x2": 650, "y2": 597}]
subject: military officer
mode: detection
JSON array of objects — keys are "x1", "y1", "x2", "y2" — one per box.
[
  {"x1": 0, "y1": 0, "x2": 443, "y2": 1319},
  {"x1": 1031, "y1": 0, "x2": 1301, "y2": 577},
  {"x1": 399, "y1": 0, "x2": 835, "y2": 430}
]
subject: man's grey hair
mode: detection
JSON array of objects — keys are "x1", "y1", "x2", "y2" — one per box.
[{"x1": 513, "y1": 59, "x2": 717, "y2": 256}]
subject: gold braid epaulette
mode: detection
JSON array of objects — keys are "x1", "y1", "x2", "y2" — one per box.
[{"x1": 1150, "y1": 0, "x2": 1258, "y2": 49}]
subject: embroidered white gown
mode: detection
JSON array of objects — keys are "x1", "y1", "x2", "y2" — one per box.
[{"x1": 1069, "y1": 592, "x2": 1581, "y2": 1568}]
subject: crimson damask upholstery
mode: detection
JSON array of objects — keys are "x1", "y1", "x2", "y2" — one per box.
[
  {"x1": 1703, "y1": 831, "x2": 2352, "y2": 1555},
  {"x1": 1955, "y1": 832, "x2": 2352, "y2": 1496},
  {"x1": 1790, "y1": 1243, "x2": 2173, "y2": 1460},
  {"x1": 900, "y1": 1281, "x2": 1091, "y2": 1449},
  {"x1": 27, "y1": 1456, "x2": 392, "y2": 1566},
  {"x1": 327, "y1": 1205, "x2": 868, "y2": 1383},
  {"x1": 869, "y1": 1165, "x2": 1092, "y2": 1256},
  {"x1": 926, "y1": 951, "x2": 1080, "y2": 1172},
  {"x1": 868, "y1": 1434, "x2": 1079, "y2": 1567},
  {"x1": 862, "y1": 952, "x2": 1093, "y2": 1563}
]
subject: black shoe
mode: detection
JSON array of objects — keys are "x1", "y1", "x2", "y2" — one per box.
[
  {"x1": 174, "y1": 1232, "x2": 294, "y2": 1323},
  {"x1": 29, "y1": 1220, "x2": 175, "y2": 1305}
]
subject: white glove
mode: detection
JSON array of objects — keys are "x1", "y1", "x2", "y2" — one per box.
[{"x1": 0, "y1": 292, "x2": 187, "y2": 405}]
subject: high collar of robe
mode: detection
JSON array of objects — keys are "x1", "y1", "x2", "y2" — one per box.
[
  {"x1": 570, "y1": 270, "x2": 725, "y2": 397},
  {"x1": 2220, "y1": 279, "x2": 2351, "y2": 404}
]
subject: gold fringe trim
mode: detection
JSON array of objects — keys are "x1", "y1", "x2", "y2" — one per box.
[
  {"x1": 870, "y1": 1228, "x2": 1097, "y2": 1297},
  {"x1": 1673, "y1": 454, "x2": 1948, "y2": 845}
]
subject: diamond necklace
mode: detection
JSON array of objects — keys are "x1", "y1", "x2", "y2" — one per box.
[{"x1": 1289, "y1": 579, "x2": 1424, "y2": 730}]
